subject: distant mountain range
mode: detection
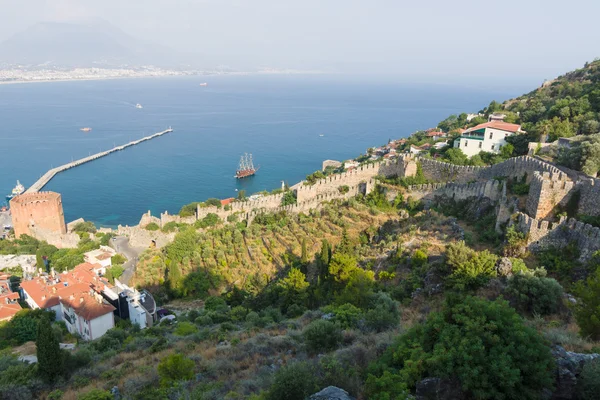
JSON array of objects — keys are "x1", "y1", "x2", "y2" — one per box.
[{"x1": 0, "y1": 19, "x2": 185, "y2": 67}]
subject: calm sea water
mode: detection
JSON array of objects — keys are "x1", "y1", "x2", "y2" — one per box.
[{"x1": 0, "y1": 75, "x2": 522, "y2": 227}]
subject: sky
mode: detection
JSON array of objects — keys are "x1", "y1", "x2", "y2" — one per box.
[{"x1": 1, "y1": 0, "x2": 599, "y2": 85}]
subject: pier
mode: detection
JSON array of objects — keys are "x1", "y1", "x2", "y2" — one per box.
[{"x1": 25, "y1": 128, "x2": 173, "y2": 194}]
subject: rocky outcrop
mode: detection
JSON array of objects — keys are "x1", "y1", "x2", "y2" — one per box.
[
  {"x1": 496, "y1": 257, "x2": 513, "y2": 277},
  {"x1": 551, "y1": 346, "x2": 600, "y2": 400},
  {"x1": 415, "y1": 377, "x2": 464, "y2": 400},
  {"x1": 309, "y1": 386, "x2": 355, "y2": 400}
]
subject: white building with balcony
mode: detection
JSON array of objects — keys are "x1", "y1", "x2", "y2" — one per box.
[{"x1": 454, "y1": 121, "x2": 523, "y2": 157}]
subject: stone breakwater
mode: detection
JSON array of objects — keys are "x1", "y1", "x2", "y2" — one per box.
[
  {"x1": 127, "y1": 154, "x2": 600, "y2": 255},
  {"x1": 25, "y1": 128, "x2": 173, "y2": 193}
]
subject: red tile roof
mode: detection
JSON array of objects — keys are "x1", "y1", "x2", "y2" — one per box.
[
  {"x1": 21, "y1": 263, "x2": 113, "y2": 310},
  {"x1": 0, "y1": 302, "x2": 21, "y2": 321},
  {"x1": 60, "y1": 293, "x2": 115, "y2": 321},
  {"x1": 426, "y1": 131, "x2": 446, "y2": 137},
  {"x1": 465, "y1": 121, "x2": 521, "y2": 134},
  {"x1": 220, "y1": 198, "x2": 235, "y2": 206}
]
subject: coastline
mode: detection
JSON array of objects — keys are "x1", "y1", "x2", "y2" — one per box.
[{"x1": 0, "y1": 70, "x2": 326, "y2": 86}]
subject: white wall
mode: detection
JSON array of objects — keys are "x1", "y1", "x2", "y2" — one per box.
[
  {"x1": 128, "y1": 304, "x2": 147, "y2": 329},
  {"x1": 89, "y1": 312, "x2": 114, "y2": 340}
]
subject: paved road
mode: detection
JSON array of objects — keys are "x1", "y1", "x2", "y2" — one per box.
[{"x1": 111, "y1": 236, "x2": 145, "y2": 285}]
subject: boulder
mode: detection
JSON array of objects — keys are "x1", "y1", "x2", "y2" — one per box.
[
  {"x1": 496, "y1": 257, "x2": 513, "y2": 277},
  {"x1": 415, "y1": 377, "x2": 464, "y2": 400},
  {"x1": 551, "y1": 345, "x2": 600, "y2": 400},
  {"x1": 309, "y1": 386, "x2": 355, "y2": 400}
]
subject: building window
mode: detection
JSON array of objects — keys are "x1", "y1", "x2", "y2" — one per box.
[
  {"x1": 465, "y1": 140, "x2": 468, "y2": 147},
  {"x1": 491, "y1": 145, "x2": 495, "y2": 150},
  {"x1": 479, "y1": 142, "x2": 482, "y2": 149},
  {"x1": 489, "y1": 132, "x2": 493, "y2": 139}
]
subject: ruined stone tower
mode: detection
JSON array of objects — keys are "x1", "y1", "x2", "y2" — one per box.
[{"x1": 10, "y1": 192, "x2": 67, "y2": 238}]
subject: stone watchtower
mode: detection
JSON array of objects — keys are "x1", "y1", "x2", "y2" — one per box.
[{"x1": 10, "y1": 192, "x2": 67, "y2": 238}]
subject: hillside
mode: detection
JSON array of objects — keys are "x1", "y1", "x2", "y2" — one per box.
[
  {"x1": 2, "y1": 62, "x2": 600, "y2": 400},
  {"x1": 0, "y1": 19, "x2": 179, "y2": 67}
]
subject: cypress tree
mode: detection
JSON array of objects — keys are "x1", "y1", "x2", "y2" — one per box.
[
  {"x1": 36, "y1": 316, "x2": 63, "y2": 382},
  {"x1": 301, "y1": 238, "x2": 309, "y2": 264}
]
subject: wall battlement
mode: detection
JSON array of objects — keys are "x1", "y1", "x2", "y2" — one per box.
[
  {"x1": 407, "y1": 179, "x2": 502, "y2": 204},
  {"x1": 526, "y1": 171, "x2": 576, "y2": 219},
  {"x1": 517, "y1": 212, "x2": 600, "y2": 260}
]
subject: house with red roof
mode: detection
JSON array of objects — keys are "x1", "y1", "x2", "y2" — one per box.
[
  {"x1": 454, "y1": 121, "x2": 524, "y2": 157},
  {"x1": 20, "y1": 263, "x2": 116, "y2": 340},
  {"x1": 0, "y1": 278, "x2": 21, "y2": 322}
]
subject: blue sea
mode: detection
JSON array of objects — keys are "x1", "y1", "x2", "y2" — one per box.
[{"x1": 0, "y1": 75, "x2": 525, "y2": 227}]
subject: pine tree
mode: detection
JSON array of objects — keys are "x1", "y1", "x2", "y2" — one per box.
[
  {"x1": 36, "y1": 316, "x2": 63, "y2": 382},
  {"x1": 336, "y1": 228, "x2": 352, "y2": 256}
]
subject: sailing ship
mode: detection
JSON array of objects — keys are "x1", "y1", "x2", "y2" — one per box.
[
  {"x1": 236, "y1": 153, "x2": 259, "y2": 178},
  {"x1": 6, "y1": 180, "x2": 25, "y2": 202}
]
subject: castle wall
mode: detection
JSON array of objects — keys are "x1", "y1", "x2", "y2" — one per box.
[
  {"x1": 526, "y1": 171, "x2": 575, "y2": 220},
  {"x1": 517, "y1": 212, "x2": 600, "y2": 261},
  {"x1": 577, "y1": 178, "x2": 600, "y2": 217},
  {"x1": 10, "y1": 192, "x2": 67, "y2": 239},
  {"x1": 406, "y1": 179, "x2": 503, "y2": 204}
]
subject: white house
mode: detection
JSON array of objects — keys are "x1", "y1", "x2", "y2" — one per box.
[
  {"x1": 454, "y1": 121, "x2": 523, "y2": 157},
  {"x1": 60, "y1": 292, "x2": 115, "y2": 341},
  {"x1": 84, "y1": 246, "x2": 116, "y2": 276}
]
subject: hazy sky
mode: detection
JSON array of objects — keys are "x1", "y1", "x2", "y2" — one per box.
[{"x1": 1, "y1": 0, "x2": 599, "y2": 84}]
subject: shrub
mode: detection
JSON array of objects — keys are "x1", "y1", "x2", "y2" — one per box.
[
  {"x1": 174, "y1": 321, "x2": 198, "y2": 336},
  {"x1": 574, "y1": 267, "x2": 600, "y2": 340},
  {"x1": 204, "y1": 296, "x2": 228, "y2": 312},
  {"x1": 366, "y1": 296, "x2": 555, "y2": 400},
  {"x1": 506, "y1": 274, "x2": 564, "y2": 315},
  {"x1": 157, "y1": 354, "x2": 195, "y2": 386},
  {"x1": 145, "y1": 222, "x2": 159, "y2": 231},
  {"x1": 77, "y1": 389, "x2": 112, "y2": 400},
  {"x1": 195, "y1": 315, "x2": 213, "y2": 326},
  {"x1": 322, "y1": 303, "x2": 363, "y2": 329},
  {"x1": 411, "y1": 249, "x2": 428, "y2": 268},
  {"x1": 47, "y1": 390, "x2": 63, "y2": 400},
  {"x1": 303, "y1": 320, "x2": 342, "y2": 353},
  {"x1": 446, "y1": 241, "x2": 497, "y2": 290},
  {"x1": 577, "y1": 358, "x2": 600, "y2": 399},
  {"x1": 363, "y1": 292, "x2": 400, "y2": 332},
  {"x1": 266, "y1": 362, "x2": 318, "y2": 400}
]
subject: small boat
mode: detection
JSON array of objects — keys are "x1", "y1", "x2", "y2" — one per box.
[
  {"x1": 135, "y1": 103, "x2": 143, "y2": 109},
  {"x1": 235, "y1": 153, "x2": 259, "y2": 179},
  {"x1": 199, "y1": 83, "x2": 208, "y2": 87},
  {"x1": 80, "y1": 127, "x2": 92, "y2": 132},
  {"x1": 6, "y1": 180, "x2": 25, "y2": 202},
  {"x1": 319, "y1": 134, "x2": 325, "y2": 137}
]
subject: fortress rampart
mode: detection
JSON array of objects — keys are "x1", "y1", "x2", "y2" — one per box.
[
  {"x1": 577, "y1": 177, "x2": 600, "y2": 217},
  {"x1": 517, "y1": 212, "x2": 600, "y2": 261},
  {"x1": 406, "y1": 179, "x2": 503, "y2": 204},
  {"x1": 525, "y1": 171, "x2": 575, "y2": 219}
]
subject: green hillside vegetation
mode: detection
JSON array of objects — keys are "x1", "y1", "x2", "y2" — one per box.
[
  {"x1": 3, "y1": 62, "x2": 600, "y2": 399},
  {"x1": 2, "y1": 184, "x2": 595, "y2": 399}
]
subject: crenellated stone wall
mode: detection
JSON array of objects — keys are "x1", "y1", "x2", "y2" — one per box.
[
  {"x1": 406, "y1": 179, "x2": 503, "y2": 204},
  {"x1": 526, "y1": 171, "x2": 576, "y2": 219},
  {"x1": 517, "y1": 212, "x2": 600, "y2": 261},
  {"x1": 418, "y1": 156, "x2": 565, "y2": 184},
  {"x1": 577, "y1": 177, "x2": 600, "y2": 217}
]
